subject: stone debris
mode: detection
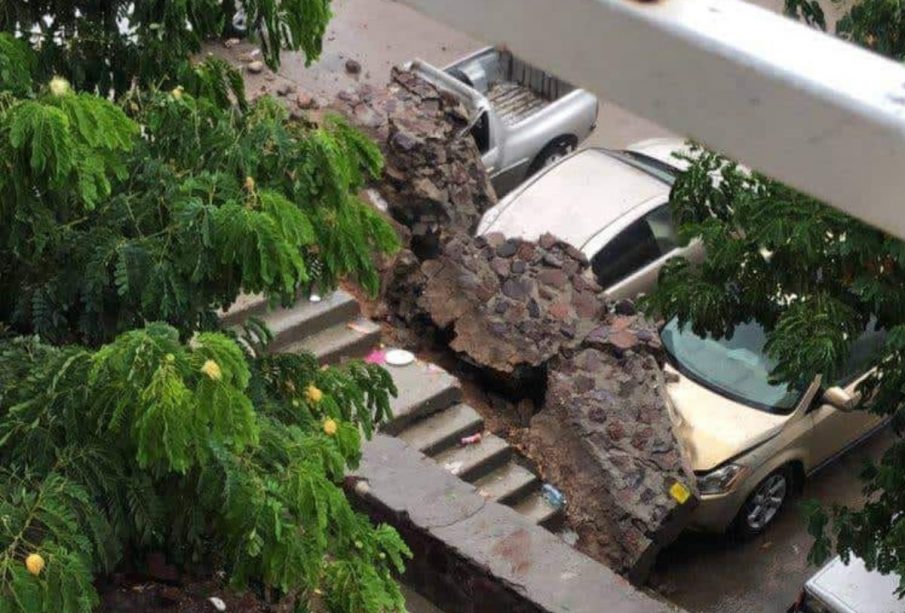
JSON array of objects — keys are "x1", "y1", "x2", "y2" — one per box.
[
  {"x1": 295, "y1": 92, "x2": 319, "y2": 110},
  {"x1": 222, "y1": 37, "x2": 240, "y2": 49},
  {"x1": 345, "y1": 58, "x2": 362, "y2": 75},
  {"x1": 334, "y1": 68, "x2": 497, "y2": 258},
  {"x1": 416, "y1": 231, "x2": 605, "y2": 376},
  {"x1": 526, "y1": 320, "x2": 698, "y2": 583},
  {"x1": 382, "y1": 230, "x2": 697, "y2": 581},
  {"x1": 246, "y1": 60, "x2": 265, "y2": 74},
  {"x1": 275, "y1": 82, "x2": 296, "y2": 97},
  {"x1": 337, "y1": 65, "x2": 697, "y2": 584}
]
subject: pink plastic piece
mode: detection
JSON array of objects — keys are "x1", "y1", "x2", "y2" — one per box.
[
  {"x1": 364, "y1": 349, "x2": 386, "y2": 365},
  {"x1": 460, "y1": 433, "x2": 483, "y2": 446}
]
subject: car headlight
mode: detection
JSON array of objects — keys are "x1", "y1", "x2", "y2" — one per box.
[{"x1": 696, "y1": 464, "x2": 746, "y2": 495}]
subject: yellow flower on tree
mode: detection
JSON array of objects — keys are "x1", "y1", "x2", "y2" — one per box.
[
  {"x1": 25, "y1": 553, "x2": 45, "y2": 576},
  {"x1": 49, "y1": 76, "x2": 71, "y2": 97},
  {"x1": 323, "y1": 418, "x2": 337, "y2": 436},
  {"x1": 200, "y1": 359, "x2": 222, "y2": 381},
  {"x1": 305, "y1": 384, "x2": 323, "y2": 404}
]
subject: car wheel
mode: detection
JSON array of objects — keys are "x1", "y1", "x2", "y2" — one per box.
[
  {"x1": 530, "y1": 138, "x2": 575, "y2": 174},
  {"x1": 735, "y1": 468, "x2": 790, "y2": 538}
]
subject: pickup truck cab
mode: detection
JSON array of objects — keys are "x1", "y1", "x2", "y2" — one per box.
[{"x1": 408, "y1": 47, "x2": 598, "y2": 195}]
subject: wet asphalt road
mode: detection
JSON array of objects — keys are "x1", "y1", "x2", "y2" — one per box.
[{"x1": 263, "y1": 1, "x2": 880, "y2": 611}]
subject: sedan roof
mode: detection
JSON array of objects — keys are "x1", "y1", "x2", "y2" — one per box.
[{"x1": 480, "y1": 149, "x2": 672, "y2": 252}]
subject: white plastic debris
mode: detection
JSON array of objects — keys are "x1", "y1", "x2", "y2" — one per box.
[
  {"x1": 208, "y1": 596, "x2": 227, "y2": 611},
  {"x1": 354, "y1": 480, "x2": 371, "y2": 496},
  {"x1": 365, "y1": 188, "x2": 389, "y2": 212},
  {"x1": 384, "y1": 349, "x2": 415, "y2": 367},
  {"x1": 444, "y1": 461, "x2": 463, "y2": 476}
]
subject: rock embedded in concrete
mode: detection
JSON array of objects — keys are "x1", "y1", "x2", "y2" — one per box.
[
  {"x1": 333, "y1": 68, "x2": 497, "y2": 257},
  {"x1": 382, "y1": 236, "x2": 699, "y2": 584},
  {"x1": 353, "y1": 64, "x2": 702, "y2": 589},
  {"x1": 525, "y1": 315, "x2": 698, "y2": 583}
]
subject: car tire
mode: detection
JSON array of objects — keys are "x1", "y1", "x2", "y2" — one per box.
[
  {"x1": 529, "y1": 137, "x2": 576, "y2": 175},
  {"x1": 734, "y1": 467, "x2": 792, "y2": 539}
]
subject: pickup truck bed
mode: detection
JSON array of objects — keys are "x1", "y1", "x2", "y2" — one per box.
[{"x1": 486, "y1": 82, "x2": 549, "y2": 126}]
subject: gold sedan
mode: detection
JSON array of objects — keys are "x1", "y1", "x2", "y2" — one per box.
[{"x1": 661, "y1": 318, "x2": 888, "y2": 537}]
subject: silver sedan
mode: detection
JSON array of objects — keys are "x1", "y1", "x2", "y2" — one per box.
[{"x1": 477, "y1": 138, "x2": 702, "y2": 300}]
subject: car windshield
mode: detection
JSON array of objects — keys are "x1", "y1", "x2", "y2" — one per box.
[{"x1": 661, "y1": 319, "x2": 805, "y2": 413}]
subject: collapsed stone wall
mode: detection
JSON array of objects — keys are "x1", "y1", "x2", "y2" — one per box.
[
  {"x1": 333, "y1": 69, "x2": 497, "y2": 257},
  {"x1": 339, "y1": 70, "x2": 697, "y2": 584},
  {"x1": 418, "y1": 232, "x2": 604, "y2": 376},
  {"x1": 527, "y1": 316, "x2": 698, "y2": 581},
  {"x1": 381, "y1": 230, "x2": 699, "y2": 579}
]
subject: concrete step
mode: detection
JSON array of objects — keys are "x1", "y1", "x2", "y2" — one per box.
[
  {"x1": 380, "y1": 361, "x2": 463, "y2": 435},
  {"x1": 351, "y1": 435, "x2": 671, "y2": 613},
  {"x1": 473, "y1": 461, "x2": 539, "y2": 505},
  {"x1": 219, "y1": 292, "x2": 269, "y2": 326},
  {"x1": 512, "y1": 489, "x2": 563, "y2": 528},
  {"x1": 227, "y1": 291, "x2": 361, "y2": 353},
  {"x1": 432, "y1": 433, "x2": 511, "y2": 482},
  {"x1": 266, "y1": 292, "x2": 360, "y2": 352},
  {"x1": 283, "y1": 316, "x2": 380, "y2": 364},
  {"x1": 397, "y1": 403, "x2": 484, "y2": 456}
]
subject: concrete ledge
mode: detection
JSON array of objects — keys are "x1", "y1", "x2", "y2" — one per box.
[{"x1": 349, "y1": 435, "x2": 679, "y2": 613}]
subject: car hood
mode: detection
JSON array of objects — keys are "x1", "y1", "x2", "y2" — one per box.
[{"x1": 663, "y1": 363, "x2": 789, "y2": 472}]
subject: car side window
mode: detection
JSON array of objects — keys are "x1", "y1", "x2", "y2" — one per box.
[
  {"x1": 591, "y1": 204, "x2": 675, "y2": 289},
  {"x1": 809, "y1": 321, "x2": 888, "y2": 411},
  {"x1": 837, "y1": 323, "x2": 887, "y2": 387},
  {"x1": 644, "y1": 204, "x2": 679, "y2": 254},
  {"x1": 470, "y1": 111, "x2": 490, "y2": 154}
]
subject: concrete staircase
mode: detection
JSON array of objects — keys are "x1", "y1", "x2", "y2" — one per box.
[
  {"x1": 222, "y1": 290, "x2": 561, "y2": 527},
  {"x1": 221, "y1": 290, "x2": 381, "y2": 363},
  {"x1": 381, "y1": 359, "x2": 563, "y2": 528}
]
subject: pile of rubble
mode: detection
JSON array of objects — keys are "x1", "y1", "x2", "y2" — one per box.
[
  {"x1": 527, "y1": 312, "x2": 697, "y2": 581},
  {"x1": 338, "y1": 68, "x2": 697, "y2": 584},
  {"x1": 417, "y1": 231, "x2": 604, "y2": 375},
  {"x1": 383, "y1": 229, "x2": 698, "y2": 578},
  {"x1": 333, "y1": 68, "x2": 497, "y2": 256}
]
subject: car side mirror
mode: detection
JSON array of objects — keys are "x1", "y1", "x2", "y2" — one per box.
[{"x1": 822, "y1": 386, "x2": 856, "y2": 411}]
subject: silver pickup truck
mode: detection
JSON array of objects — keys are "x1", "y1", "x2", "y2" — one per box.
[{"x1": 408, "y1": 47, "x2": 599, "y2": 195}]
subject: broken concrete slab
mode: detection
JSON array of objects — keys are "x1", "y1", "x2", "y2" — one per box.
[{"x1": 350, "y1": 434, "x2": 677, "y2": 613}]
